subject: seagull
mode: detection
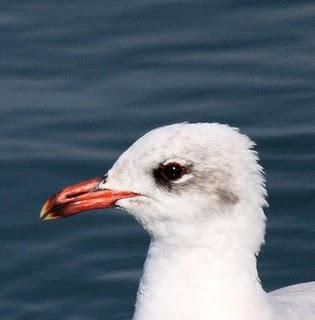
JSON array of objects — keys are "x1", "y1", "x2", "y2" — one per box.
[{"x1": 40, "y1": 123, "x2": 315, "y2": 320}]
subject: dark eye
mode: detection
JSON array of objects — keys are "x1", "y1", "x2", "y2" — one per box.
[
  {"x1": 161, "y1": 163, "x2": 186, "y2": 181},
  {"x1": 153, "y1": 162, "x2": 188, "y2": 187}
]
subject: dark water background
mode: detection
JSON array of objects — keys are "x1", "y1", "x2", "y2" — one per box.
[{"x1": 1, "y1": 1, "x2": 314, "y2": 319}]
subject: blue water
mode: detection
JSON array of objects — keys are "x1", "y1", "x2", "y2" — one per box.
[{"x1": 1, "y1": 1, "x2": 314, "y2": 319}]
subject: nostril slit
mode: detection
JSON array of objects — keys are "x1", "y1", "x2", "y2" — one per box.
[{"x1": 66, "y1": 191, "x2": 86, "y2": 199}]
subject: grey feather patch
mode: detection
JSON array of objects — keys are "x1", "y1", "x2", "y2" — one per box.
[{"x1": 215, "y1": 188, "x2": 239, "y2": 205}]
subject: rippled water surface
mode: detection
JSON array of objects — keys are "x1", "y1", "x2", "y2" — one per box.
[{"x1": 1, "y1": 1, "x2": 315, "y2": 319}]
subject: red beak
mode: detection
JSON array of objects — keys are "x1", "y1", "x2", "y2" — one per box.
[{"x1": 40, "y1": 177, "x2": 139, "y2": 221}]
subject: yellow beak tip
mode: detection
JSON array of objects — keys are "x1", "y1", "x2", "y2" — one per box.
[{"x1": 40, "y1": 202, "x2": 56, "y2": 221}]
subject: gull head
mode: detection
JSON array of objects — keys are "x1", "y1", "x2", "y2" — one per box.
[{"x1": 41, "y1": 123, "x2": 267, "y2": 250}]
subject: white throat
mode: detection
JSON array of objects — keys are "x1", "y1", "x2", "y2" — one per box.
[
  {"x1": 132, "y1": 204, "x2": 273, "y2": 320},
  {"x1": 104, "y1": 122, "x2": 275, "y2": 320}
]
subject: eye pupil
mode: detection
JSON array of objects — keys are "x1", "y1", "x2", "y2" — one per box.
[
  {"x1": 153, "y1": 162, "x2": 189, "y2": 188},
  {"x1": 161, "y1": 163, "x2": 186, "y2": 181}
]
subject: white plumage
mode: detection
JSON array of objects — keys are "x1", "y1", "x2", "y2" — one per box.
[{"x1": 102, "y1": 123, "x2": 314, "y2": 320}]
